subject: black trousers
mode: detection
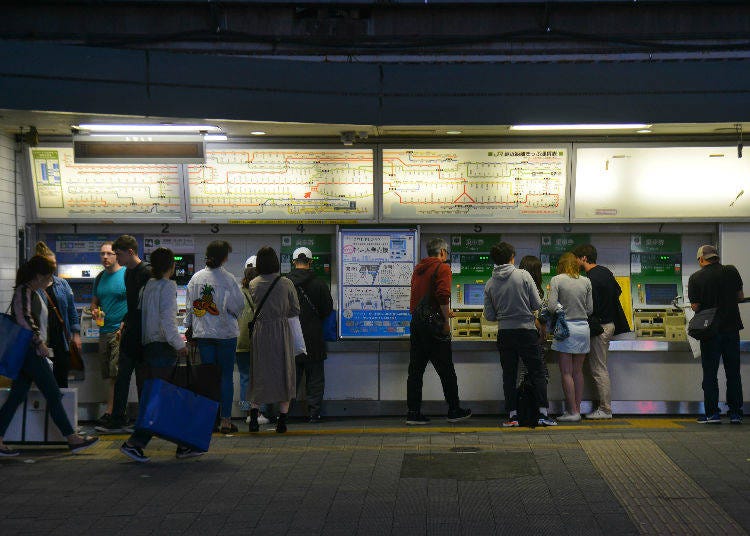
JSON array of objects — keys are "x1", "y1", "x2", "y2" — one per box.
[
  {"x1": 51, "y1": 344, "x2": 70, "y2": 389},
  {"x1": 296, "y1": 360, "x2": 326, "y2": 417},
  {"x1": 497, "y1": 328, "x2": 547, "y2": 413},
  {"x1": 407, "y1": 321, "x2": 460, "y2": 413}
]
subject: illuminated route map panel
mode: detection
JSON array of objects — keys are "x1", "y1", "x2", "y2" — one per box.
[
  {"x1": 187, "y1": 149, "x2": 374, "y2": 222},
  {"x1": 28, "y1": 148, "x2": 184, "y2": 222},
  {"x1": 339, "y1": 228, "x2": 418, "y2": 338},
  {"x1": 382, "y1": 148, "x2": 568, "y2": 222},
  {"x1": 574, "y1": 145, "x2": 750, "y2": 221}
]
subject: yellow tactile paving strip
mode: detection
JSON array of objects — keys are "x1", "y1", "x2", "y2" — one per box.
[{"x1": 580, "y1": 439, "x2": 747, "y2": 535}]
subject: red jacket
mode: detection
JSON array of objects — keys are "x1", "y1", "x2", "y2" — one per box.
[{"x1": 410, "y1": 256, "x2": 452, "y2": 313}]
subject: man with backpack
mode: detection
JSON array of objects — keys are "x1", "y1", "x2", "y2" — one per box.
[
  {"x1": 484, "y1": 242, "x2": 554, "y2": 427},
  {"x1": 286, "y1": 247, "x2": 334, "y2": 423},
  {"x1": 688, "y1": 245, "x2": 745, "y2": 424},
  {"x1": 406, "y1": 238, "x2": 471, "y2": 425}
]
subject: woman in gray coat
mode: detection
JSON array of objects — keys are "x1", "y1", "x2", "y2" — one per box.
[{"x1": 247, "y1": 246, "x2": 300, "y2": 433}]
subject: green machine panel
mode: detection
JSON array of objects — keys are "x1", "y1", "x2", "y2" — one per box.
[
  {"x1": 280, "y1": 234, "x2": 333, "y2": 286},
  {"x1": 450, "y1": 234, "x2": 501, "y2": 309},
  {"x1": 630, "y1": 234, "x2": 682, "y2": 309}
]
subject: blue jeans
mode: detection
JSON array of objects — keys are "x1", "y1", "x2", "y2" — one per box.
[
  {"x1": 699, "y1": 331, "x2": 743, "y2": 416},
  {"x1": 128, "y1": 342, "x2": 177, "y2": 448},
  {"x1": 197, "y1": 338, "x2": 237, "y2": 419},
  {"x1": 0, "y1": 345, "x2": 74, "y2": 437}
]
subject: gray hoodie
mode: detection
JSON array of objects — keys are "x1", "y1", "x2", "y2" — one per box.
[{"x1": 483, "y1": 264, "x2": 542, "y2": 331}]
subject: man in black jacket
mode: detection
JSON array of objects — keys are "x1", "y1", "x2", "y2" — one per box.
[{"x1": 286, "y1": 247, "x2": 334, "y2": 423}]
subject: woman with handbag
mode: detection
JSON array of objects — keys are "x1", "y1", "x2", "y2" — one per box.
[
  {"x1": 33, "y1": 241, "x2": 82, "y2": 388},
  {"x1": 247, "y1": 246, "x2": 301, "y2": 433},
  {"x1": 0, "y1": 255, "x2": 98, "y2": 457},
  {"x1": 547, "y1": 252, "x2": 593, "y2": 422},
  {"x1": 119, "y1": 248, "x2": 201, "y2": 463},
  {"x1": 185, "y1": 240, "x2": 245, "y2": 434}
]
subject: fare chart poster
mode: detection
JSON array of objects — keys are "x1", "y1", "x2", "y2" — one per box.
[{"x1": 338, "y1": 229, "x2": 418, "y2": 338}]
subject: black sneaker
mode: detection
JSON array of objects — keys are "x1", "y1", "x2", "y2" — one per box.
[
  {"x1": 95, "y1": 415, "x2": 127, "y2": 433},
  {"x1": 119, "y1": 442, "x2": 150, "y2": 463},
  {"x1": 0, "y1": 446, "x2": 20, "y2": 457},
  {"x1": 95, "y1": 413, "x2": 112, "y2": 428},
  {"x1": 447, "y1": 407, "x2": 472, "y2": 423},
  {"x1": 176, "y1": 446, "x2": 205, "y2": 459},
  {"x1": 69, "y1": 436, "x2": 99, "y2": 454},
  {"x1": 406, "y1": 412, "x2": 430, "y2": 425}
]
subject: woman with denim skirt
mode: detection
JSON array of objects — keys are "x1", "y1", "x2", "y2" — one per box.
[
  {"x1": 185, "y1": 241, "x2": 245, "y2": 434},
  {"x1": 119, "y1": 248, "x2": 200, "y2": 463},
  {"x1": 0, "y1": 255, "x2": 98, "y2": 457}
]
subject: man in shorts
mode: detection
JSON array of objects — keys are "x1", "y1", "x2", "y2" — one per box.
[{"x1": 90, "y1": 241, "x2": 127, "y2": 428}]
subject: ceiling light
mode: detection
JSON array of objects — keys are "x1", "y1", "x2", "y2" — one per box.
[
  {"x1": 509, "y1": 124, "x2": 651, "y2": 131},
  {"x1": 74, "y1": 124, "x2": 222, "y2": 133},
  {"x1": 203, "y1": 134, "x2": 228, "y2": 141},
  {"x1": 636, "y1": 129, "x2": 652, "y2": 134},
  {"x1": 250, "y1": 131, "x2": 266, "y2": 136},
  {"x1": 446, "y1": 130, "x2": 462, "y2": 135}
]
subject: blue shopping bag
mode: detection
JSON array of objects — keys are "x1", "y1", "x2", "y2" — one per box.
[
  {"x1": 135, "y1": 378, "x2": 219, "y2": 452},
  {"x1": 0, "y1": 313, "x2": 33, "y2": 380},
  {"x1": 323, "y1": 310, "x2": 337, "y2": 342}
]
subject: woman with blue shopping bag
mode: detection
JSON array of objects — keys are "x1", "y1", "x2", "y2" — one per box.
[
  {"x1": 120, "y1": 247, "x2": 207, "y2": 463},
  {"x1": 0, "y1": 255, "x2": 98, "y2": 457}
]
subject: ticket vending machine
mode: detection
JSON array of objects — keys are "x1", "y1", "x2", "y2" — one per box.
[
  {"x1": 630, "y1": 234, "x2": 686, "y2": 340},
  {"x1": 280, "y1": 234, "x2": 333, "y2": 287}
]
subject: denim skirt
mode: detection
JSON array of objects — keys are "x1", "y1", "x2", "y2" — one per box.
[{"x1": 551, "y1": 319, "x2": 590, "y2": 354}]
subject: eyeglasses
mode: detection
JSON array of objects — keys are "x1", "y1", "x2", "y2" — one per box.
[{"x1": 100, "y1": 252, "x2": 116, "y2": 257}]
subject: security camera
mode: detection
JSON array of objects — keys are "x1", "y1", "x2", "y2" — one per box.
[{"x1": 340, "y1": 131, "x2": 356, "y2": 146}]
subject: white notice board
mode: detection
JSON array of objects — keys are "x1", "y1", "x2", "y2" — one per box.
[
  {"x1": 574, "y1": 145, "x2": 750, "y2": 221},
  {"x1": 28, "y1": 147, "x2": 185, "y2": 222},
  {"x1": 382, "y1": 147, "x2": 568, "y2": 222},
  {"x1": 186, "y1": 149, "x2": 375, "y2": 223}
]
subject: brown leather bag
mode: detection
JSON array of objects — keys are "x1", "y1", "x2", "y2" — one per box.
[{"x1": 43, "y1": 290, "x2": 85, "y2": 371}]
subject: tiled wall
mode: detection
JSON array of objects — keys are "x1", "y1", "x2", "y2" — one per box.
[{"x1": 0, "y1": 134, "x2": 24, "y2": 309}]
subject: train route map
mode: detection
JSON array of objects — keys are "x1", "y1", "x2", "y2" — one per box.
[
  {"x1": 29, "y1": 148, "x2": 184, "y2": 221},
  {"x1": 187, "y1": 149, "x2": 374, "y2": 222},
  {"x1": 382, "y1": 148, "x2": 568, "y2": 221}
]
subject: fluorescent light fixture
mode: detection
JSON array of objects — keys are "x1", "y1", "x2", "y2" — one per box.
[
  {"x1": 203, "y1": 134, "x2": 228, "y2": 141},
  {"x1": 250, "y1": 131, "x2": 267, "y2": 136},
  {"x1": 75, "y1": 124, "x2": 222, "y2": 133},
  {"x1": 509, "y1": 123, "x2": 651, "y2": 131},
  {"x1": 446, "y1": 130, "x2": 462, "y2": 135}
]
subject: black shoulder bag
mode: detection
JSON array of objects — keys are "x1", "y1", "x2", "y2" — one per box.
[
  {"x1": 412, "y1": 265, "x2": 450, "y2": 341},
  {"x1": 248, "y1": 276, "x2": 282, "y2": 337},
  {"x1": 687, "y1": 266, "x2": 724, "y2": 341}
]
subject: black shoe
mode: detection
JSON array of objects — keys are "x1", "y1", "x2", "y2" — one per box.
[
  {"x1": 249, "y1": 408, "x2": 260, "y2": 433},
  {"x1": 119, "y1": 442, "x2": 149, "y2": 463},
  {"x1": 69, "y1": 436, "x2": 99, "y2": 454},
  {"x1": 95, "y1": 415, "x2": 127, "y2": 433},
  {"x1": 276, "y1": 413, "x2": 288, "y2": 434},
  {"x1": 406, "y1": 412, "x2": 430, "y2": 425},
  {"x1": 308, "y1": 414, "x2": 323, "y2": 424},
  {"x1": 176, "y1": 446, "x2": 205, "y2": 459},
  {"x1": 0, "y1": 446, "x2": 20, "y2": 457},
  {"x1": 95, "y1": 413, "x2": 112, "y2": 428},
  {"x1": 447, "y1": 407, "x2": 472, "y2": 423}
]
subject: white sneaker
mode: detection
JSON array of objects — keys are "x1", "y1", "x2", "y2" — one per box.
[
  {"x1": 557, "y1": 412, "x2": 581, "y2": 422},
  {"x1": 585, "y1": 409, "x2": 613, "y2": 420}
]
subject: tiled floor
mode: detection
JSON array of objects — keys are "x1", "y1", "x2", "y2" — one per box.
[{"x1": 0, "y1": 416, "x2": 748, "y2": 535}]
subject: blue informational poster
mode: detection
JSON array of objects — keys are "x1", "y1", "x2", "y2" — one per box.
[{"x1": 339, "y1": 228, "x2": 418, "y2": 338}]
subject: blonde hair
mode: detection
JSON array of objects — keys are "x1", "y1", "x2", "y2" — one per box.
[
  {"x1": 557, "y1": 252, "x2": 580, "y2": 278},
  {"x1": 35, "y1": 241, "x2": 55, "y2": 259}
]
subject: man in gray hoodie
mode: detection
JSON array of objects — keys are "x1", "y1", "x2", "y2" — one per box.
[{"x1": 484, "y1": 242, "x2": 554, "y2": 427}]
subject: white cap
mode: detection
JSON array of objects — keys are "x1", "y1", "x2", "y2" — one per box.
[
  {"x1": 245, "y1": 255, "x2": 256, "y2": 267},
  {"x1": 292, "y1": 247, "x2": 313, "y2": 262}
]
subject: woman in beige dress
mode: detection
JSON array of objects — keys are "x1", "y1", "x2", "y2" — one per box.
[{"x1": 247, "y1": 246, "x2": 300, "y2": 433}]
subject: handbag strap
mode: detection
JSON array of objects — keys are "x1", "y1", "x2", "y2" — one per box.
[
  {"x1": 43, "y1": 288, "x2": 72, "y2": 342},
  {"x1": 296, "y1": 283, "x2": 320, "y2": 318},
  {"x1": 253, "y1": 276, "x2": 282, "y2": 323},
  {"x1": 242, "y1": 289, "x2": 255, "y2": 311}
]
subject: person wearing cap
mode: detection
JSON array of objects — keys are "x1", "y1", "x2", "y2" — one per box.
[
  {"x1": 285, "y1": 246, "x2": 334, "y2": 423},
  {"x1": 688, "y1": 245, "x2": 745, "y2": 424}
]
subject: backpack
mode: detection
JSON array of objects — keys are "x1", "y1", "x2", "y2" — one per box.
[{"x1": 516, "y1": 379, "x2": 538, "y2": 428}]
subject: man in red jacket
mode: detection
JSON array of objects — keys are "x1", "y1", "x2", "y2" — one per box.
[{"x1": 406, "y1": 237, "x2": 472, "y2": 425}]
